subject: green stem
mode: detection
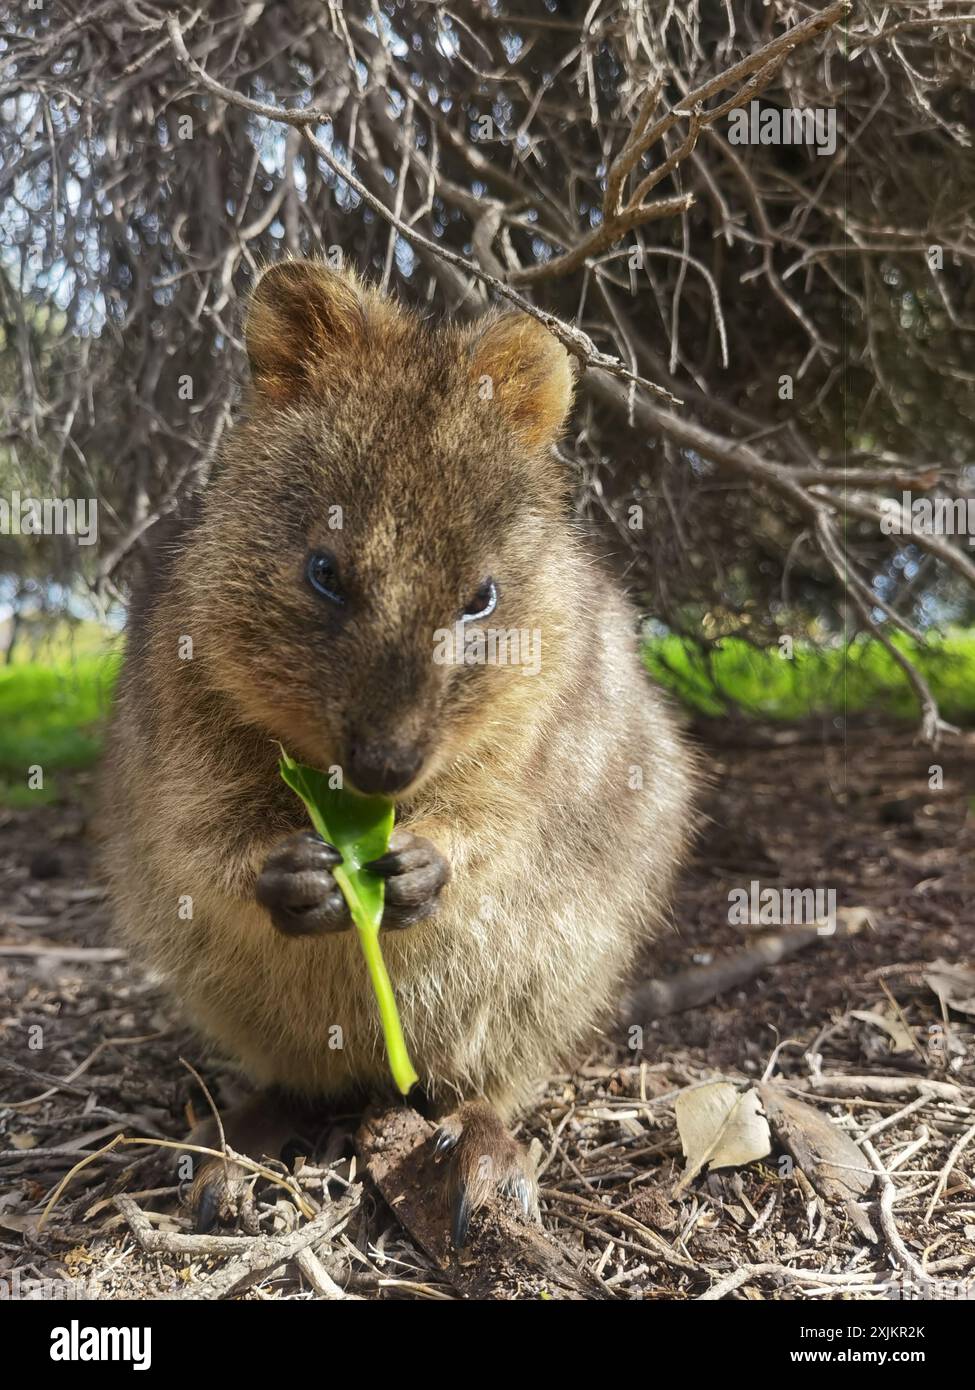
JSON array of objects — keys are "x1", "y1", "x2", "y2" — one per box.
[
  {"x1": 278, "y1": 749, "x2": 420, "y2": 1099},
  {"x1": 354, "y1": 917, "x2": 419, "y2": 1097}
]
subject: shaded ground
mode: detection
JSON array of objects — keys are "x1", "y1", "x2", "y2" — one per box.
[{"x1": 1, "y1": 719, "x2": 973, "y2": 1300}]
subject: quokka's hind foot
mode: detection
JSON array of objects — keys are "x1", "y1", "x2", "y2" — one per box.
[
  {"x1": 433, "y1": 1100, "x2": 538, "y2": 1248},
  {"x1": 182, "y1": 1088, "x2": 311, "y2": 1233},
  {"x1": 189, "y1": 1155, "x2": 257, "y2": 1234}
]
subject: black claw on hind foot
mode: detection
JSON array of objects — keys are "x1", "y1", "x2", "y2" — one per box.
[
  {"x1": 189, "y1": 1158, "x2": 258, "y2": 1234},
  {"x1": 433, "y1": 1125, "x2": 458, "y2": 1156},
  {"x1": 433, "y1": 1101, "x2": 538, "y2": 1249},
  {"x1": 182, "y1": 1088, "x2": 310, "y2": 1233}
]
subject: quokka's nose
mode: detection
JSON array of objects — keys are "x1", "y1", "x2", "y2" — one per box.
[{"x1": 347, "y1": 739, "x2": 424, "y2": 796}]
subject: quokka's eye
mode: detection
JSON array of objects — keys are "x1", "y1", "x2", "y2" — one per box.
[
  {"x1": 461, "y1": 577, "x2": 498, "y2": 623},
  {"x1": 306, "y1": 550, "x2": 344, "y2": 604}
]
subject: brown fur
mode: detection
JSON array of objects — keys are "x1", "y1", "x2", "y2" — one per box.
[{"x1": 99, "y1": 260, "x2": 696, "y2": 1124}]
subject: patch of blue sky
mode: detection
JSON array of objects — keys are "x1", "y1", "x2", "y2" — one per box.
[{"x1": 364, "y1": 11, "x2": 410, "y2": 59}]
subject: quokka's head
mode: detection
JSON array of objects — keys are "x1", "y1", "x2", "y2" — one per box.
[{"x1": 186, "y1": 258, "x2": 578, "y2": 797}]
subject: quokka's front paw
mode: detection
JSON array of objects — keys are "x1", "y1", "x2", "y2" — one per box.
[
  {"x1": 256, "y1": 830, "x2": 350, "y2": 936},
  {"x1": 365, "y1": 828, "x2": 450, "y2": 927}
]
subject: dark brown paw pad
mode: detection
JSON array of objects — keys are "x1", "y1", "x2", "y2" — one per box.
[
  {"x1": 256, "y1": 830, "x2": 349, "y2": 936},
  {"x1": 365, "y1": 828, "x2": 450, "y2": 928}
]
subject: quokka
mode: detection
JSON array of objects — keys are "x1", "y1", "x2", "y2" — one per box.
[{"x1": 99, "y1": 260, "x2": 697, "y2": 1240}]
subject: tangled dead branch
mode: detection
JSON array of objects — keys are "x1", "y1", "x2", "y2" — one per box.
[{"x1": 1, "y1": 1, "x2": 973, "y2": 739}]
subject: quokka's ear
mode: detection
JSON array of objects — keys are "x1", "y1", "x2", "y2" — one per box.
[
  {"x1": 245, "y1": 259, "x2": 366, "y2": 403},
  {"x1": 469, "y1": 312, "x2": 575, "y2": 449}
]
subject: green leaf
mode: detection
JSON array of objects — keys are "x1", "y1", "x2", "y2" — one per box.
[{"x1": 278, "y1": 748, "x2": 419, "y2": 1097}]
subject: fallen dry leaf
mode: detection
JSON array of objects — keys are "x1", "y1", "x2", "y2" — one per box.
[
  {"x1": 815, "y1": 906, "x2": 876, "y2": 937},
  {"x1": 0, "y1": 1210, "x2": 40, "y2": 1236},
  {"x1": 850, "y1": 1008, "x2": 915, "y2": 1055},
  {"x1": 925, "y1": 960, "x2": 975, "y2": 1018},
  {"x1": 674, "y1": 1081, "x2": 771, "y2": 1195}
]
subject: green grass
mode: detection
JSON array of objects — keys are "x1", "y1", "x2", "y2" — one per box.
[
  {"x1": 0, "y1": 626, "x2": 972, "y2": 807},
  {"x1": 0, "y1": 647, "x2": 120, "y2": 804},
  {"x1": 645, "y1": 629, "x2": 975, "y2": 724},
  {"x1": 2, "y1": 618, "x2": 111, "y2": 665}
]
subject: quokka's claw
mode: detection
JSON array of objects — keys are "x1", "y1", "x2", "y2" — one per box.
[{"x1": 435, "y1": 1100, "x2": 538, "y2": 1249}]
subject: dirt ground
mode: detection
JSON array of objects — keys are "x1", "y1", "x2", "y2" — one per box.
[{"x1": 1, "y1": 718, "x2": 973, "y2": 1300}]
